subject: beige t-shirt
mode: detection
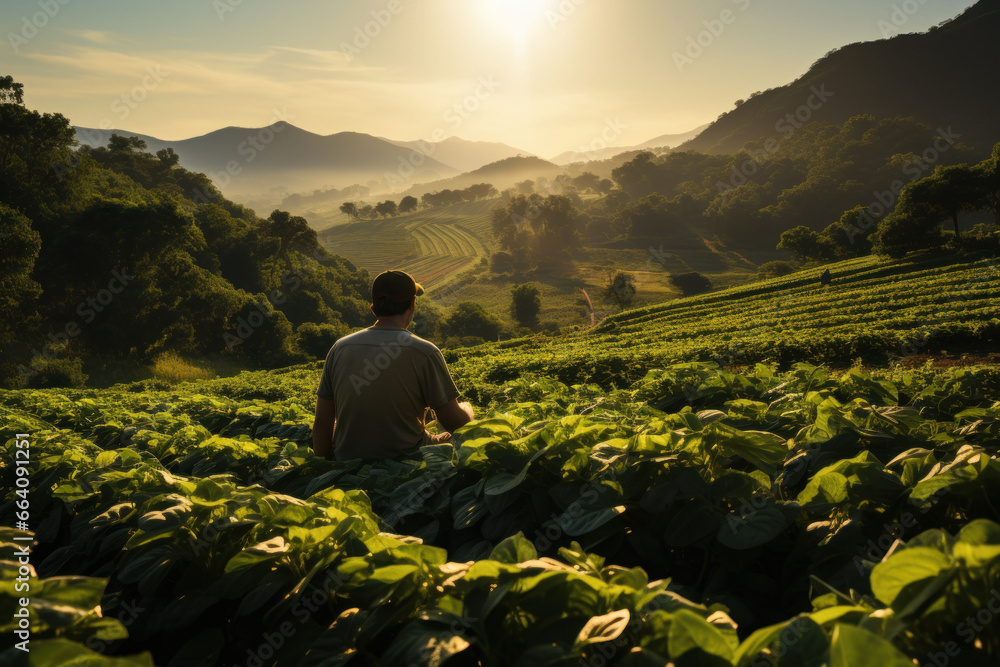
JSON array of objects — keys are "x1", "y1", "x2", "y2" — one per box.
[{"x1": 316, "y1": 327, "x2": 460, "y2": 461}]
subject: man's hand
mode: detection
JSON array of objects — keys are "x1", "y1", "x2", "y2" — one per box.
[
  {"x1": 428, "y1": 431, "x2": 452, "y2": 444},
  {"x1": 433, "y1": 399, "x2": 474, "y2": 433}
]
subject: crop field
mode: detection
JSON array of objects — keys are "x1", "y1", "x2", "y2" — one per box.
[
  {"x1": 318, "y1": 201, "x2": 496, "y2": 292},
  {"x1": 4, "y1": 253, "x2": 1000, "y2": 666},
  {"x1": 449, "y1": 253, "x2": 1000, "y2": 389}
]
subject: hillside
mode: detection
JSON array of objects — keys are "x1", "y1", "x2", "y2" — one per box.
[
  {"x1": 450, "y1": 252, "x2": 1000, "y2": 388},
  {"x1": 318, "y1": 199, "x2": 497, "y2": 293},
  {"x1": 400, "y1": 155, "x2": 564, "y2": 197},
  {"x1": 550, "y1": 123, "x2": 711, "y2": 165},
  {"x1": 383, "y1": 135, "x2": 534, "y2": 173},
  {"x1": 680, "y1": 0, "x2": 1000, "y2": 154},
  {"x1": 74, "y1": 124, "x2": 462, "y2": 198}
]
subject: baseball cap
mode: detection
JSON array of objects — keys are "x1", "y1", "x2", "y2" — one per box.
[{"x1": 371, "y1": 270, "x2": 424, "y2": 306}]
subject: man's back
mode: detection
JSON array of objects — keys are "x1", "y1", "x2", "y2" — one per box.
[{"x1": 317, "y1": 327, "x2": 459, "y2": 460}]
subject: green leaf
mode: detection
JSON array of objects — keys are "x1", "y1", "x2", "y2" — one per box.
[
  {"x1": 828, "y1": 625, "x2": 913, "y2": 667},
  {"x1": 490, "y1": 532, "x2": 538, "y2": 564},
  {"x1": 573, "y1": 609, "x2": 630, "y2": 651},
  {"x1": 717, "y1": 503, "x2": 792, "y2": 550},
  {"x1": 559, "y1": 504, "x2": 626, "y2": 537},
  {"x1": 870, "y1": 547, "x2": 952, "y2": 607},
  {"x1": 668, "y1": 609, "x2": 734, "y2": 661}
]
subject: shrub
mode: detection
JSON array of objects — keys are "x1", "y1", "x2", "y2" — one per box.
[
  {"x1": 757, "y1": 260, "x2": 798, "y2": 279},
  {"x1": 151, "y1": 352, "x2": 214, "y2": 384},
  {"x1": 671, "y1": 272, "x2": 713, "y2": 296},
  {"x1": 24, "y1": 356, "x2": 88, "y2": 388},
  {"x1": 296, "y1": 321, "x2": 350, "y2": 359}
]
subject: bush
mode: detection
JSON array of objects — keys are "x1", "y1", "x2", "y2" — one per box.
[
  {"x1": 296, "y1": 321, "x2": 350, "y2": 359},
  {"x1": 24, "y1": 357, "x2": 88, "y2": 388},
  {"x1": 443, "y1": 302, "x2": 503, "y2": 341},
  {"x1": 151, "y1": 352, "x2": 214, "y2": 384},
  {"x1": 671, "y1": 272, "x2": 713, "y2": 296},
  {"x1": 490, "y1": 252, "x2": 514, "y2": 274},
  {"x1": 757, "y1": 260, "x2": 799, "y2": 279},
  {"x1": 510, "y1": 283, "x2": 541, "y2": 329}
]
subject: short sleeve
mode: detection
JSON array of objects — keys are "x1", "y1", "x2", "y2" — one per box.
[
  {"x1": 422, "y1": 348, "x2": 460, "y2": 409},
  {"x1": 316, "y1": 350, "x2": 335, "y2": 400}
]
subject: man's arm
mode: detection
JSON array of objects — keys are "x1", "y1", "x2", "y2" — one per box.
[
  {"x1": 432, "y1": 399, "x2": 474, "y2": 434},
  {"x1": 312, "y1": 395, "x2": 336, "y2": 460}
]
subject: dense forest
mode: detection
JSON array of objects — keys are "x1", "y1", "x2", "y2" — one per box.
[{"x1": 0, "y1": 77, "x2": 372, "y2": 389}]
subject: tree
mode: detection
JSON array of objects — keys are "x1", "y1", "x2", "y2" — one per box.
[
  {"x1": 399, "y1": 196, "x2": 419, "y2": 213},
  {"x1": 443, "y1": 302, "x2": 503, "y2": 341},
  {"x1": 0, "y1": 78, "x2": 78, "y2": 220},
  {"x1": 671, "y1": 272, "x2": 713, "y2": 296},
  {"x1": 0, "y1": 75, "x2": 24, "y2": 105},
  {"x1": 339, "y1": 202, "x2": 359, "y2": 220},
  {"x1": 510, "y1": 283, "x2": 541, "y2": 329},
  {"x1": 156, "y1": 148, "x2": 180, "y2": 169},
  {"x1": 777, "y1": 226, "x2": 835, "y2": 262},
  {"x1": 375, "y1": 200, "x2": 398, "y2": 218},
  {"x1": 603, "y1": 271, "x2": 636, "y2": 311},
  {"x1": 108, "y1": 134, "x2": 148, "y2": 154},
  {"x1": 0, "y1": 204, "x2": 42, "y2": 384},
  {"x1": 616, "y1": 193, "x2": 681, "y2": 239},
  {"x1": 358, "y1": 205, "x2": 376, "y2": 220},
  {"x1": 266, "y1": 210, "x2": 319, "y2": 270}
]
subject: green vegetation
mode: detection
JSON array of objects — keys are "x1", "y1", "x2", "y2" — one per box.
[
  {"x1": 4, "y1": 356, "x2": 1000, "y2": 664},
  {"x1": 0, "y1": 79, "x2": 372, "y2": 389}
]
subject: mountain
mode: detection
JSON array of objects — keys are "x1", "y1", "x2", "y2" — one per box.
[
  {"x1": 550, "y1": 124, "x2": 711, "y2": 165},
  {"x1": 74, "y1": 125, "x2": 462, "y2": 197},
  {"x1": 382, "y1": 136, "x2": 534, "y2": 173},
  {"x1": 400, "y1": 155, "x2": 563, "y2": 197},
  {"x1": 679, "y1": 0, "x2": 1000, "y2": 155}
]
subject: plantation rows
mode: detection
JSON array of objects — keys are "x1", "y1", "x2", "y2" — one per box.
[
  {"x1": 453, "y1": 255, "x2": 1000, "y2": 389},
  {"x1": 3, "y1": 362, "x2": 1000, "y2": 665}
]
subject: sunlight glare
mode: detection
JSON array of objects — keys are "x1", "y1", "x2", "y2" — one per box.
[{"x1": 481, "y1": 0, "x2": 550, "y2": 36}]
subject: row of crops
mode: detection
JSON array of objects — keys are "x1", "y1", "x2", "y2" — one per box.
[
  {"x1": 449, "y1": 253, "x2": 1000, "y2": 390},
  {"x1": 3, "y1": 360, "x2": 1000, "y2": 665}
]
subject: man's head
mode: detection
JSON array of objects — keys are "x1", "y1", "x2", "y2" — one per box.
[{"x1": 371, "y1": 270, "x2": 424, "y2": 318}]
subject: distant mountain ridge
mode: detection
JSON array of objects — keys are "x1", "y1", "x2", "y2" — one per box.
[
  {"x1": 679, "y1": 0, "x2": 1000, "y2": 154},
  {"x1": 73, "y1": 124, "x2": 532, "y2": 197},
  {"x1": 550, "y1": 124, "x2": 711, "y2": 165}
]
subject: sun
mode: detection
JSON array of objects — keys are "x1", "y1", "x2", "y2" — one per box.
[{"x1": 480, "y1": 0, "x2": 550, "y2": 35}]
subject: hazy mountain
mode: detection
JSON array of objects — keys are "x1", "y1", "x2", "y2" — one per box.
[
  {"x1": 679, "y1": 0, "x2": 1000, "y2": 155},
  {"x1": 550, "y1": 124, "x2": 711, "y2": 165},
  {"x1": 401, "y1": 155, "x2": 563, "y2": 197},
  {"x1": 74, "y1": 124, "x2": 461, "y2": 197},
  {"x1": 382, "y1": 136, "x2": 534, "y2": 173}
]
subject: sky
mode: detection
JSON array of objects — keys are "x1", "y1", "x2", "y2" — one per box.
[{"x1": 1, "y1": 0, "x2": 980, "y2": 157}]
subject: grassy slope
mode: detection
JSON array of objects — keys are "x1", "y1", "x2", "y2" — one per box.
[
  {"x1": 318, "y1": 200, "x2": 778, "y2": 327},
  {"x1": 447, "y1": 253, "x2": 1000, "y2": 391}
]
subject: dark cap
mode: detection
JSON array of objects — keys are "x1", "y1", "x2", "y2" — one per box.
[{"x1": 371, "y1": 270, "x2": 424, "y2": 306}]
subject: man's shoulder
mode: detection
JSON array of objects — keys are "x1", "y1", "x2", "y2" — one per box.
[{"x1": 333, "y1": 328, "x2": 444, "y2": 358}]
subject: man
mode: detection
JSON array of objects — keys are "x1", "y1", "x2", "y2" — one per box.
[{"x1": 312, "y1": 269, "x2": 474, "y2": 461}]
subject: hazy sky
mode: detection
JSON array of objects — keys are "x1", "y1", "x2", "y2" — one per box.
[{"x1": 1, "y1": 0, "x2": 979, "y2": 157}]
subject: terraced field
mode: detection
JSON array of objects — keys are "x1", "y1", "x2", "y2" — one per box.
[{"x1": 318, "y1": 199, "x2": 496, "y2": 292}]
